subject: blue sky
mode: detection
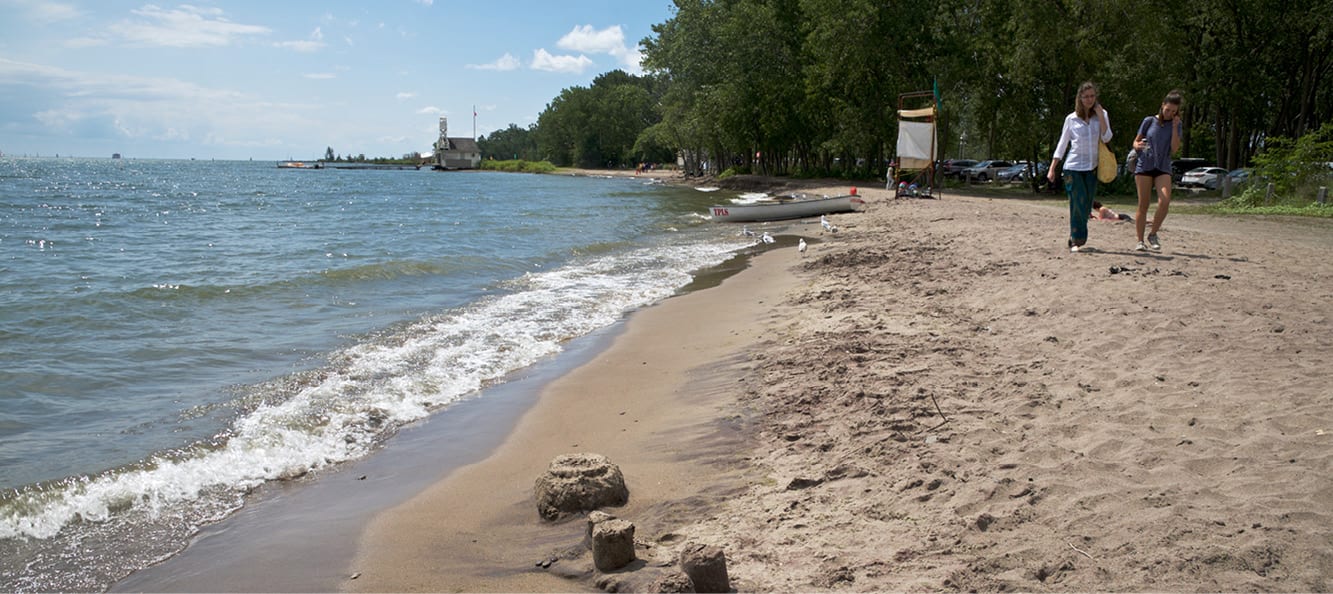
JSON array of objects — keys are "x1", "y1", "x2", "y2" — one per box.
[{"x1": 0, "y1": 0, "x2": 674, "y2": 160}]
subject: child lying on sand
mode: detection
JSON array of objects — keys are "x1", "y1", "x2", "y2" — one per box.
[{"x1": 1092, "y1": 201, "x2": 1134, "y2": 222}]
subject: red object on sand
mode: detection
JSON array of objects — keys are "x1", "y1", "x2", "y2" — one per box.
[{"x1": 850, "y1": 187, "x2": 858, "y2": 195}]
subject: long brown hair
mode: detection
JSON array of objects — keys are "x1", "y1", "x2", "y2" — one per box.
[
  {"x1": 1157, "y1": 89, "x2": 1184, "y2": 122},
  {"x1": 1075, "y1": 81, "x2": 1098, "y2": 121}
]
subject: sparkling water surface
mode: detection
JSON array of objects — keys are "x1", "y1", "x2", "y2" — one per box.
[{"x1": 0, "y1": 158, "x2": 748, "y2": 592}]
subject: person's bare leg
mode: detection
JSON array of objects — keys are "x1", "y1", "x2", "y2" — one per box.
[
  {"x1": 1135, "y1": 175, "x2": 1153, "y2": 243},
  {"x1": 1149, "y1": 173, "x2": 1172, "y2": 236}
]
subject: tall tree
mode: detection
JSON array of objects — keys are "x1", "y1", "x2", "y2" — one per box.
[
  {"x1": 515, "y1": 0, "x2": 1333, "y2": 179},
  {"x1": 478, "y1": 124, "x2": 539, "y2": 161},
  {"x1": 534, "y1": 70, "x2": 663, "y2": 168}
]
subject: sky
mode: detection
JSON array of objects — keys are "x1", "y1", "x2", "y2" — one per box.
[{"x1": 0, "y1": 0, "x2": 675, "y2": 160}]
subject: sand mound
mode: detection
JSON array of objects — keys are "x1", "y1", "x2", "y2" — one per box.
[{"x1": 668, "y1": 189, "x2": 1333, "y2": 591}]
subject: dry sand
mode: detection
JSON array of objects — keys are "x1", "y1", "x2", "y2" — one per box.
[{"x1": 347, "y1": 178, "x2": 1333, "y2": 592}]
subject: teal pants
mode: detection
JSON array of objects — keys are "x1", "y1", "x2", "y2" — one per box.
[{"x1": 1064, "y1": 170, "x2": 1097, "y2": 246}]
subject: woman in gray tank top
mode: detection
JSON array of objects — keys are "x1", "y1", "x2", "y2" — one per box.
[{"x1": 1132, "y1": 90, "x2": 1183, "y2": 251}]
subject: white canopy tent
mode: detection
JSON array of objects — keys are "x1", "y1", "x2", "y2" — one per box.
[
  {"x1": 896, "y1": 119, "x2": 936, "y2": 170},
  {"x1": 892, "y1": 91, "x2": 939, "y2": 198}
]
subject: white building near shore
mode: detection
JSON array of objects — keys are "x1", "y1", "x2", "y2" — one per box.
[{"x1": 433, "y1": 117, "x2": 481, "y2": 170}]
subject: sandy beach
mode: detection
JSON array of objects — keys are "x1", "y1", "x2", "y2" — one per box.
[{"x1": 347, "y1": 178, "x2": 1333, "y2": 592}]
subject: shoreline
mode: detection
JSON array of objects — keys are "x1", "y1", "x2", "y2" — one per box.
[
  {"x1": 110, "y1": 321, "x2": 633, "y2": 592},
  {"x1": 347, "y1": 178, "x2": 1333, "y2": 591},
  {"x1": 346, "y1": 242, "x2": 806, "y2": 592}
]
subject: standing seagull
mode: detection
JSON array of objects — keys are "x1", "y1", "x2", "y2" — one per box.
[
  {"x1": 820, "y1": 215, "x2": 837, "y2": 233},
  {"x1": 798, "y1": 238, "x2": 807, "y2": 255}
]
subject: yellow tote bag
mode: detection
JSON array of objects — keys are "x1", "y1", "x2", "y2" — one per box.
[{"x1": 1097, "y1": 141, "x2": 1117, "y2": 183}]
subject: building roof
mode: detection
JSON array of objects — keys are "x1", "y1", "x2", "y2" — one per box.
[{"x1": 443, "y1": 137, "x2": 480, "y2": 152}]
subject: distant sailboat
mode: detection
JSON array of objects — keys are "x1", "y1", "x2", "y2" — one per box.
[{"x1": 112, "y1": 153, "x2": 122, "y2": 159}]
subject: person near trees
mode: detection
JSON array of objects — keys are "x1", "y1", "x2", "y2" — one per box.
[
  {"x1": 1131, "y1": 90, "x2": 1184, "y2": 251},
  {"x1": 1048, "y1": 81, "x2": 1113, "y2": 253}
]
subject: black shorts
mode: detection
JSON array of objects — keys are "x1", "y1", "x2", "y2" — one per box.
[{"x1": 1136, "y1": 169, "x2": 1170, "y2": 178}]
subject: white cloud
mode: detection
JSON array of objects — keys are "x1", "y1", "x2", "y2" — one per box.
[
  {"x1": 416, "y1": 106, "x2": 443, "y2": 115},
  {"x1": 276, "y1": 40, "x2": 323, "y2": 52},
  {"x1": 557, "y1": 25, "x2": 625, "y2": 54},
  {"x1": 556, "y1": 25, "x2": 643, "y2": 73},
  {"x1": 103, "y1": 5, "x2": 271, "y2": 48},
  {"x1": 530, "y1": 49, "x2": 593, "y2": 74},
  {"x1": 303, "y1": 73, "x2": 336, "y2": 79},
  {"x1": 32, "y1": 108, "x2": 83, "y2": 129},
  {"x1": 396, "y1": 92, "x2": 416, "y2": 100},
  {"x1": 4, "y1": 0, "x2": 83, "y2": 23},
  {"x1": 0, "y1": 58, "x2": 243, "y2": 103},
  {"x1": 275, "y1": 26, "x2": 326, "y2": 52},
  {"x1": 413, "y1": 0, "x2": 433, "y2": 5},
  {"x1": 0, "y1": 57, "x2": 316, "y2": 148},
  {"x1": 616, "y1": 47, "x2": 644, "y2": 74},
  {"x1": 63, "y1": 36, "x2": 105, "y2": 49},
  {"x1": 467, "y1": 53, "x2": 521, "y2": 71},
  {"x1": 0, "y1": 56, "x2": 447, "y2": 159}
]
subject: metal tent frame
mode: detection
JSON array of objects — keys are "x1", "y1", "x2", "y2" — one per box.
[{"x1": 892, "y1": 90, "x2": 939, "y2": 198}]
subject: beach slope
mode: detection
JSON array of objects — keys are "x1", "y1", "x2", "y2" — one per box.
[{"x1": 349, "y1": 185, "x2": 1333, "y2": 592}]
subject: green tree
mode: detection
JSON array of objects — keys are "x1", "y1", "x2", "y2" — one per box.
[
  {"x1": 478, "y1": 124, "x2": 539, "y2": 161},
  {"x1": 1233, "y1": 122, "x2": 1333, "y2": 206},
  {"x1": 534, "y1": 70, "x2": 663, "y2": 168},
  {"x1": 484, "y1": 0, "x2": 1332, "y2": 182},
  {"x1": 641, "y1": 0, "x2": 741, "y2": 175}
]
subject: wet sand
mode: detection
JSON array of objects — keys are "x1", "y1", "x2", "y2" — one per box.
[{"x1": 346, "y1": 239, "x2": 804, "y2": 592}]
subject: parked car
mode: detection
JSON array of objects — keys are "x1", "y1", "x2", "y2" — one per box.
[
  {"x1": 960, "y1": 159, "x2": 1014, "y2": 182},
  {"x1": 1172, "y1": 158, "x2": 1210, "y2": 184},
  {"x1": 941, "y1": 159, "x2": 978, "y2": 178},
  {"x1": 996, "y1": 163, "x2": 1029, "y2": 183},
  {"x1": 1226, "y1": 168, "x2": 1252, "y2": 186},
  {"x1": 1181, "y1": 167, "x2": 1228, "y2": 190}
]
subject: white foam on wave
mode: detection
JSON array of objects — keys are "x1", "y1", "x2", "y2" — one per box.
[
  {"x1": 0, "y1": 238, "x2": 748, "y2": 542},
  {"x1": 733, "y1": 192, "x2": 771, "y2": 205}
]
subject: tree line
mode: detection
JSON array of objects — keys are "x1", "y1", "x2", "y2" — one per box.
[
  {"x1": 478, "y1": 0, "x2": 1331, "y2": 180},
  {"x1": 320, "y1": 146, "x2": 426, "y2": 164}
]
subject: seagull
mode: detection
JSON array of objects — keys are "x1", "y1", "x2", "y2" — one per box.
[
  {"x1": 820, "y1": 215, "x2": 837, "y2": 233},
  {"x1": 761, "y1": 232, "x2": 775, "y2": 244},
  {"x1": 740, "y1": 225, "x2": 756, "y2": 237},
  {"x1": 798, "y1": 238, "x2": 807, "y2": 255}
]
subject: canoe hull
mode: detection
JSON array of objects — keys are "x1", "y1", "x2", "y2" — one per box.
[{"x1": 708, "y1": 195, "x2": 865, "y2": 222}]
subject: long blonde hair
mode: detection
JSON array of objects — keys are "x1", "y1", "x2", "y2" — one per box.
[{"x1": 1075, "y1": 81, "x2": 1098, "y2": 121}]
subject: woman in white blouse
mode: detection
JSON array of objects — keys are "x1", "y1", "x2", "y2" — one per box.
[{"x1": 1048, "y1": 81, "x2": 1112, "y2": 253}]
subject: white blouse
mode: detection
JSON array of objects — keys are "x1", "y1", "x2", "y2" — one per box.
[{"x1": 1052, "y1": 111, "x2": 1112, "y2": 172}]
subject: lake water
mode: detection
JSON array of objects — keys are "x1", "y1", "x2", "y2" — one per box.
[{"x1": 0, "y1": 158, "x2": 755, "y2": 592}]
